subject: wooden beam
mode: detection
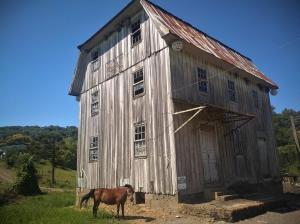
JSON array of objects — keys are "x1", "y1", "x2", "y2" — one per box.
[
  {"x1": 224, "y1": 119, "x2": 251, "y2": 137},
  {"x1": 173, "y1": 106, "x2": 206, "y2": 115},
  {"x1": 174, "y1": 108, "x2": 204, "y2": 134}
]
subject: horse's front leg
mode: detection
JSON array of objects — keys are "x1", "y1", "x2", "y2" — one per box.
[
  {"x1": 116, "y1": 202, "x2": 120, "y2": 219},
  {"x1": 93, "y1": 201, "x2": 100, "y2": 218},
  {"x1": 121, "y1": 203, "x2": 125, "y2": 218}
]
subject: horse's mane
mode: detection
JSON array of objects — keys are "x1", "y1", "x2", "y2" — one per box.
[
  {"x1": 124, "y1": 184, "x2": 133, "y2": 190},
  {"x1": 124, "y1": 184, "x2": 133, "y2": 188}
]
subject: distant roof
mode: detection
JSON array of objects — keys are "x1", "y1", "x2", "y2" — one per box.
[{"x1": 141, "y1": 0, "x2": 278, "y2": 89}]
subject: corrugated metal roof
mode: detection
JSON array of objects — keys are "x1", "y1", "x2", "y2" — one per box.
[{"x1": 142, "y1": 0, "x2": 278, "y2": 89}]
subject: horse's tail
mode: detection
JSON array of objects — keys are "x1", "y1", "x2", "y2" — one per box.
[{"x1": 80, "y1": 189, "x2": 95, "y2": 209}]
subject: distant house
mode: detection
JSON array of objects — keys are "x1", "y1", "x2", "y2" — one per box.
[{"x1": 69, "y1": 0, "x2": 279, "y2": 202}]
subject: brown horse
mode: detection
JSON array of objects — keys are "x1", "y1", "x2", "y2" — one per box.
[{"x1": 80, "y1": 184, "x2": 135, "y2": 218}]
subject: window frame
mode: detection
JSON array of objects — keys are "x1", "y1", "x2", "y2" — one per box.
[
  {"x1": 91, "y1": 58, "x2": 100, "y2": 72},
  {"x1": 91, "y1": 50, "x2": 100, "y2": 72},
  {"x1": 91, "y1": 91, "x2": 99, "y2": 116},
  {"x1": 197, "y1": 67, "x2": 208, "y2": 93},
  {"x1": 134, "y1": 122, "x2": 146, "y2": 158},
  {"x1": 91, "y1": 50, "x2": 99, "y2": 61},
  {"x1": 131, "y1": 18, "x2": 142, "y2": 47},
  {"x1": 89, "y1": 136, "x2": 99, "y2": 162},
  {"x1": 227, "y1": 80, "x2": 237, "y2": 102},
  {"x1": 133, "y1": 68, "x2": 145, "y2": 99}
]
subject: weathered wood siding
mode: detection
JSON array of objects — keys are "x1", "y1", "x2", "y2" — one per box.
[
  {"x1": 75, "y1": 6, "x2": 278, "y2": 197},
  {"x1": 170, "y1": 49, "x2": 279, "y2": 195},
  {"x1": 80, "y1": 10, "x2": 166, "y2": 93},
  {"x1": 77, "y1": 10, "x2": 177, "y2": 194}
]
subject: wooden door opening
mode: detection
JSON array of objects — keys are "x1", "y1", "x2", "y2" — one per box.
[
  {"x1": 200, "y1": 125, "x2": 219, "y2": 184},
  {"x1": 257, "y1": 138, "x2": 270, "y2": 178}
]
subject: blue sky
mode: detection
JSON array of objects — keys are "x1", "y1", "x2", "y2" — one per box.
[{"x1": 0, "y1": 0, "x2": 299, "y2": 127}]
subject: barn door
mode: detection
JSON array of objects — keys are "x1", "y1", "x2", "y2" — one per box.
[
  {"x1": 200, "y1": 125, "x2": 219, "y2": 183},
  {"x1": 257, "y1": 138, "x2": 270, "y2": 177}
]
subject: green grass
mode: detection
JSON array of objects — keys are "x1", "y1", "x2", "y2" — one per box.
[
  {"x1": 36, "y1": 161, "x2": 76, "y2": 189},
  {"x1": 0, "y1": 192, "x2": 122, "y2": 224},
  {"x1": 0, "y1": 161, "x2": 16, "y2": 192},
  {"x1": 0, "y1": 160, "x2": 76, "y2": 191},
  {"x1": 0, "y1": 161, "x2": 125, "y2": 223}
]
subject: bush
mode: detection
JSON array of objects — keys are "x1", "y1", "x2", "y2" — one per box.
[
  {"x1": 5, "y1": 152, "x2": 18, "y2": 167},
  {"x1": 278, "y1": 144, "x2": 300, "y2": 175},
  {"x1": 12, "y1": 154, "x2": 41, "y2": 195}
]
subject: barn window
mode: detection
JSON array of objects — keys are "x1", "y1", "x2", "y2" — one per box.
[
  {"x1": 91, "y1": 50, "x2": 100, "y2": 71},
  {"x1": 89, "y1": 136, "x2": 99, "y2": 162},
  {"x1": 228, "y1": 80, "x2": 236, "y2": 102},
  {"x1": 252, "y1": 90, "x2": 259, "y2": 109},
  {"x1": 197, "y1": 68, "x2": 208, "y2": 93},
  {"x1": 91, "y1": 50, "x2": 100, "y2": 72},
  {"x1": 131, "y1": 19, "x2": 142, "y2": 46},
  {"x1": 133, "y1": 68, "x2": 144, "y2": 98},
  {"x1": 134, "y1": 123, "x2": 146, "y2": 158},
  {"x1": 91, "y1": 51, "x2": 99, "y2": 61},
  {"x1": 92, "y1": 59, "x2": 100, "y2": 72},
  {"x1": 91, "y1": 91, "x2": 99, "y2": 116}
]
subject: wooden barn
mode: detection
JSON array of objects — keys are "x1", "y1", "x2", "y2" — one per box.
[{"x1": 69, "y1": 0, "x2": 280, "y2": 202}]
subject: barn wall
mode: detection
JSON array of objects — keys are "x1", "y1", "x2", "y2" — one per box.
[
  {"x1": 80, "y1": 10, "x2": 166, "y2": 93},
  {"x1": 77, "y1": 11, "x2": 177, "y2": 195},
  {"x1": 170, "y1": 49, "x2": 279, "y2": 194}
]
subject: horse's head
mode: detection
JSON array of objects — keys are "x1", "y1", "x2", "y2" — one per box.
[{"x1": 124, "y1": 184, "x2": 135, "y2": 202}]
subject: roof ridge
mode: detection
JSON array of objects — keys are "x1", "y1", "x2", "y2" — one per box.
[{"x1": 144, "y1": 0, "x2": 252, "y2": 62}]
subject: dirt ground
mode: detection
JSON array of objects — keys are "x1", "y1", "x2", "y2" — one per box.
[
  {"x1": 100, "y1": 202, "x2": 213, "y2": 224},
  {"x1": 98, "y1": 195, "x2": 300, "y2": 224}
]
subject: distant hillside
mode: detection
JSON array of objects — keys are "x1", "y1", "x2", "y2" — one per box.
[{"x1": 0, "y1": 126, "x2": 77, "y2": 143}]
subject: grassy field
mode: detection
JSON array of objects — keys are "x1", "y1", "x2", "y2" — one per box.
[
  {"x1": 0, "y1": 161, "x2": 124, "y2": 223},
  {"x1": 0, "y1": 191, "x2": 121, "y2": 224},
  {"x1": 0, "y1": 160, "x2": 76, "y2": 191},
  {"x1": 36, "y1": 160, "x2": 76, "y2": 189},
  {"x1": 0, "y1": 162, "x2": 15, "y2": 192}
]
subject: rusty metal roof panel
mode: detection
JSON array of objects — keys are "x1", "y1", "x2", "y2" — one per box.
[{"x1": 142, "y1": 0, "x2": 278, "y2": 89}]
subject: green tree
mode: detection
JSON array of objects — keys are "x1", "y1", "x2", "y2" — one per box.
[
  {"x1": 13, "y1": 154, "x2": 41, "y2": 195},
  {"x1": 4, "y1": 149, "x2": 20, "y2": 167},
  {"x1": 6, "y1": 133, "x2": 32, "y2": 145},
  {"x1": 272, "y1": 107, "x2": 300, "y2": 175},
  {"x1": 39, "y1": 132, "x2": 63, "y2": 186},
  {"x1": 56, "y1": 137, "x2": 77, "y2": 170}
]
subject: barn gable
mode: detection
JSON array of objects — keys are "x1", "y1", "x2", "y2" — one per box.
[
  {"x1": 69, "y1": 0, "x2": 277, "y2": 96},
  {"x1": 69, "y1": 0, "x2": 143, "y2": 96}
]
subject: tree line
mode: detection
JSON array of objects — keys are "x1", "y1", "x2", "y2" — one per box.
[
  {"x1": 272, "y1": 108, "x2": 300, "y2": 175},
  {"x1": 0, "y1": 107, "x2": 299, "y2": 181}
]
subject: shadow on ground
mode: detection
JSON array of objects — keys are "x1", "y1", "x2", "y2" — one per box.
[
  {"x1": 123, "y1": 215, "x2": 155, "y2": 222},
  {"x1": 270, "y1": 193, "x2": 300, "y2": 214}
]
